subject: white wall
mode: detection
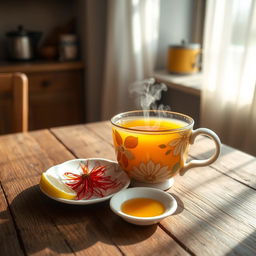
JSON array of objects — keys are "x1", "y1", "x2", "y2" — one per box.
[{"x1": 155, "y1": 0, "x2": 194, "y2": 70}]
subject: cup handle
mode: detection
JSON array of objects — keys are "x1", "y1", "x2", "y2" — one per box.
[{"x1": 180, "y1": 128, "x2": 221, "y2": 176}]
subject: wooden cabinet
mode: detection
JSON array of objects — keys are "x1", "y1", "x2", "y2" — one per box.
[{"x1": 0, "y1": 61, "x2": 85, "y2": 133}]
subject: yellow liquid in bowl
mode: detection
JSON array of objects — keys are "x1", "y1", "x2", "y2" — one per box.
[{"x1": 121, "y1": 198, "x2": 165, "y2": 217}]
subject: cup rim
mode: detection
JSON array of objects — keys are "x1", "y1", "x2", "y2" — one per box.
[{"x1": 111, "y1": 110, "x2": 194, "y2": 133}]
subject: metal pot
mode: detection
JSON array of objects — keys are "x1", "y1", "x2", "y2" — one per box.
[
  {"x1": 6, "y1": 25, "x2": 42, "y2": 61},
  {"x1": 167, "y1": 40, "x2": 201, "y2": 74}
]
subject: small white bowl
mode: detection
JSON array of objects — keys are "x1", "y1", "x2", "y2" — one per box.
[{"x1": 110, "y1": 187, "x2": 177, "y2": 225}]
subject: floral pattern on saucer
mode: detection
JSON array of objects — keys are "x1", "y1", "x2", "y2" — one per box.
[{"x1": 40, "y1": 158, "x2": 130, "y2": 205}]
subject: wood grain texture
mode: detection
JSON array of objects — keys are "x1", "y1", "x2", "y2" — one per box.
[
  {"x1": 50, "y1": 124, "x2": 190, "y2": 256},
  {"x1": 0, "y1": 183, "x2": 24, "y2": 256},
  {"x1": 51, "y1": 121, "x2": 256, "y2": 256},
  {"x1": 0, "y1": 129, "x2": 188, "y2": 256},
  {"x1": 51, "y1": 123, "x2": 115, "y2": 161},
  {"x1": 1, "y1": 121, "x2": 255, "y2": 256},
  {"x1": 164, "y1": 168, "x2": 256, "y2": 256},
  {"x1": 188, "y1": 135, "x2": 256, "y2": 189},
  {"x1": 0, "y1": 131, "x2": 120, "y2": 255}
]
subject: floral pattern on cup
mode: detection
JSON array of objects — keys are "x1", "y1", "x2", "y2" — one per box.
[
  {"x1": 132, "y1": 160, "x2": 181, "y2": 183},
  {"x1": 113, "y1": 130, "x2": 138, "y2": 168},
  {"x1": 159, "y1": 131, "x2": 190, "y2": 157}
]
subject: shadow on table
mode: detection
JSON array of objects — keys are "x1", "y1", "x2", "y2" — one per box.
[
  {"x1": 225, "y1": 230, "x2": 256, "y2": 256},
  {"x1": 167, "y1": 192, "x2": 184, "y2": 215},
  {"x1": 0, "y1": 184, "x2": 185, "y2": 254},
  {"x1": 160, "y1": 181, "x2": 256, "y2": 255}
]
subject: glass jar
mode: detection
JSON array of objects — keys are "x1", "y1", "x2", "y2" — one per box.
[{"x1": 59, "y1": 34, "x2": 78, "y2": 61}]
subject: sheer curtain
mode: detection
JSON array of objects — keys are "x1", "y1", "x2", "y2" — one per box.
[
  {"x1": 101, "y1": 0, "x2": 160, "y2": 120},
  {"x1": 201, "y1": 0, "x2": 256, "y2": 155}
]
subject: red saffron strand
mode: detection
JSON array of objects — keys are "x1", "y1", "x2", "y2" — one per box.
[{"x1": 63, "y1": 163, "x2": 120, "y2": 200}]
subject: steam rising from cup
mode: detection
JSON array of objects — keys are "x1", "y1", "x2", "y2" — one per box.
[{"x1": 129, "y1": 78, "x2": 170, "y2": 118}]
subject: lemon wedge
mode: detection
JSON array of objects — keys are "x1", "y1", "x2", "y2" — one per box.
[{"x1": 39, "y1": 172, "x2": 76, "y2": 200}]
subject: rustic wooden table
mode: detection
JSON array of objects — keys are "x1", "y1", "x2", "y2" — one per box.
[{"x1": 0, "y1": 121, "x2": 255, "y2": 256}]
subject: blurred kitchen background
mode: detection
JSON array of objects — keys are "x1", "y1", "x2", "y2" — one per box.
[{"x1": 0, "y1": 0, "x2": 255, "y2": 156}]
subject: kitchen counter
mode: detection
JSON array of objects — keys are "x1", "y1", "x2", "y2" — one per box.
[{"x1": 154, "y1": 70, "x2": 202, "y2": 96}]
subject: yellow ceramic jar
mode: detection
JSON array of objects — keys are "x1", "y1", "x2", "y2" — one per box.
[{"x1": 167, "y1": 41, "x2": 201, "y2": 74}]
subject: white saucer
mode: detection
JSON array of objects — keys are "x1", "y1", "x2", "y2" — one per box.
[{"x1": 40, "y1": 158, "x2": 130, "y2": 205}]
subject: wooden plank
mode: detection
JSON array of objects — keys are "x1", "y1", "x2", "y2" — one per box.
[
  {"x1": 50, "y1": 126, "x2": 191, "y2": 256},
  {"x1": 51, "y1": 122, "x2": 256, "y2": 256},
  {"x1": 0, "y1": 183, "x2": 24, "y2": 256},
  {"x1": 0, "y1": 61, "x2": 84, "y2": 73},
  {"x1": 85, "y1": 121, "x2": 113, "y2": 143},
  {"x1": 188, "y1": 135, "x2": 256, "y2": 189},
  {"x1": 50, "y1": 124, "x2": 116, "y2": 161},
  {"x1": 164, "y1": 169, "x2": 256, "y2": 256},
  {"x1": 95, "y1": 205, "x2": 190, "y2": 256},
  {"x1": 0, "y1": 130, "x2": 122, "y2": 256}
]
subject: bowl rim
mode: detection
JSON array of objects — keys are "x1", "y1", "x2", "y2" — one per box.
[{"x1": 110, "y1": 187, "x2": 177, "y2": 221}]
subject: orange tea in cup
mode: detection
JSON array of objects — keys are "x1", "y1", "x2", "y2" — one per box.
[{"x1": 111, "y1": 110, "x2": 220, "y2": 190}]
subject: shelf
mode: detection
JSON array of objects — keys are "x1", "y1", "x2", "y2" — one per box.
[
  {"x1": 0, "y1": 60, "x2": 84, "y2": 73},
  {"x1": 154, "y1": 70, "x2": 202, "y2": 97}
]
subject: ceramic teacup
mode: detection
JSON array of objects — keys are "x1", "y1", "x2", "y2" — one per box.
[{"x1": 111, "y1": 110, "x2": 221, "y2": 189}]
